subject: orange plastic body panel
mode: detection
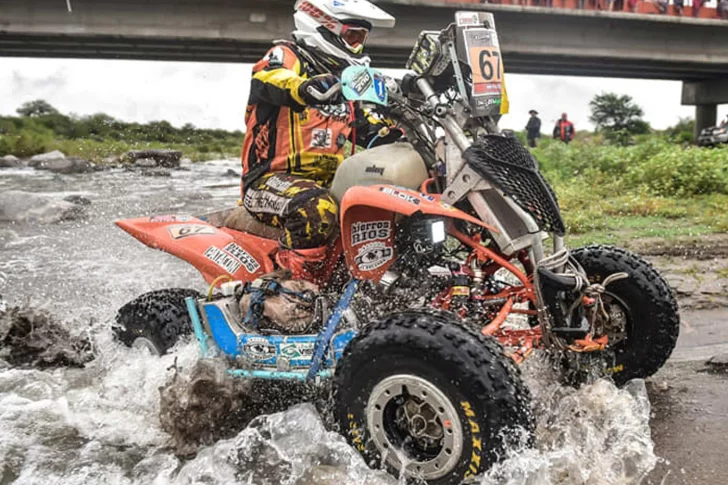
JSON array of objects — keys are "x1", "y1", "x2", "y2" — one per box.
[
  {"x1": 340, "y1": 185, "x2": 498, "y2": 281},
  {"x1": 115, "y1": 215, "x2": 277, "y2": 285}
]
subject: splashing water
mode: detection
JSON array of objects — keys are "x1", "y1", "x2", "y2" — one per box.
[{"x1": 0, "y1": 160, "x2": 657, "y2": 484}]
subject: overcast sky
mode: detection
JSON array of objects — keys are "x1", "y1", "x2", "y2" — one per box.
[{"x1": 1, "y1": 57, "x2": 726, "y2": 133}]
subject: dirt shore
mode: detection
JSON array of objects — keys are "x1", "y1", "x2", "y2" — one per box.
[{"x1": 627, "y1": 235, "x2": 728, "y2": 485}]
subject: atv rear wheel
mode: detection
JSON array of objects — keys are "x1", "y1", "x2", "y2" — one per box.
[
  {"x1": 334, "y1": 310, "x2": 533, "y2": 485},
  {"x1": 569, "y1": 246, "x2": 679, "y2": 386},
  {"x1": 114, "y1": 288, "x2": 201, "y2": 355}
]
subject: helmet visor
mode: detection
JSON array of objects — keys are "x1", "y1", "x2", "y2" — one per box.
[{"x1": 340, "y1": 25, "x2": 369, "y2": 52}]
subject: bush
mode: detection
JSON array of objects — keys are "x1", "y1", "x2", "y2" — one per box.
[{"x1": 626, "y1": 146, "x2": 728, "y2": 196}]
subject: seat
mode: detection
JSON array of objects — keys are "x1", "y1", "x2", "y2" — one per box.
[{"x1": 200, "y1": 207, "x2": 284, "y2": 241}]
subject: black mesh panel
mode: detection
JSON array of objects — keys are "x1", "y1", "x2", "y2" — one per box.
[{"x1": 464, "y1": 136, "x2": 566, "y2": 236}]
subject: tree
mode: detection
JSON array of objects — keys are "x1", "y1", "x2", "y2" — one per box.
[
  {"x1": 16, "y1": 99, "x2": 59, "y2": 118},
  {"x1": 589, "y1": 93, "x2": 650, "y2": 145}
]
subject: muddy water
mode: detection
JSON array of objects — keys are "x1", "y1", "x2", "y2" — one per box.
[{"x1": 0, "y1": 162, "x2": 657, "y2": 484}]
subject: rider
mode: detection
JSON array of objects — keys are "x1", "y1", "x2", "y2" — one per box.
[{"x1": 238, "y1": 0, "x2": 400, "y2": 276}]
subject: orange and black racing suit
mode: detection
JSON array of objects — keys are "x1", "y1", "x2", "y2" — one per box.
[{"x1": 240, "y1": 41, "x2": 396, "y2": 249}]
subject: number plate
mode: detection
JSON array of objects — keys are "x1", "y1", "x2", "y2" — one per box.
[
  {"x1": 463, "y1": 27, "x2": 505, "y2": 116},
  {"x1": 167, "y1": 224, "x2": 217, "y2": 239}
]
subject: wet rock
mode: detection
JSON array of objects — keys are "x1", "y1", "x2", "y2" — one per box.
[
  {"x1": 36, "y1": 156, "x2": 95, "y2": 174},
  {"x1": 27, "y1": 150, "x2": 66, "y2": 168},
  {"x1": 0, "y1": 305, "x2": 93, "y2": 368},
  {"x1": 0, "y1": 190, "x2": 87, "y2": 223},
  {"x1": 134, "y1": 158, "x2": 157, "y2": 168},
  {"x1": 706, "y1": 353, "x2": 728, "y2": 371},
  {"x1": 63, "y1": 195, "x2": 92, "y2": 206},
  {"x1": 0, "y1": 155, "x2": 22, "y2": 168},
  {"x1": 140, "y1": 168, "x2": 172, "y2": 177},
  {"x1": 123, "y1": 149, "x2": 183, "y2": 169},
  {"x1": 225, "y1": 169, "x2": 239, "y2": 177}
]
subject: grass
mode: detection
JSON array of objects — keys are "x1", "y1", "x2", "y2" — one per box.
[{"x1": 526, "y1": 136, "x2": 728, "y2": 247}]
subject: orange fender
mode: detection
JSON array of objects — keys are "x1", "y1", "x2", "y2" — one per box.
[
  {"x1": 115, "y1": 215, "x2": 277, "y2": 284},
  {"x1": 340, "y1": 185, "x2": 497, "y2": 281}
]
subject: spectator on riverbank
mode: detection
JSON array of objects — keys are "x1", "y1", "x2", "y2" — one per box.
[
  {"x1": 674, "y1": 0, "x2": 684, "y2": 15},
  {"x1": 693, "y1": 0, "x2": 703, "y2": 16},
  {"x1": 526, "y1": 110, "x2": 542, "y2": 148},
  {"x1": 553, "y1": 113, "x2": 575, "y2": 144},
  {"x1": 719, "y1": 0, "x2": 728, "y2": 18}
]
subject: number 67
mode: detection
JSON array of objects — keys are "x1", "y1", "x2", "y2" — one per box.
[{"x1": 478, "y1": 49, "x2": 501, "y2": 81}]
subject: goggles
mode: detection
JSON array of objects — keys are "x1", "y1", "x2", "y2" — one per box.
[{"x1": 340, "y1": 24, "x2": 370, "y2": 53}]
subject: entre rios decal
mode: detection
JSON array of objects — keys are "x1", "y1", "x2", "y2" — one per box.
[
  {"x1": 203, "y1": 242, "x2": 261, "y2": 275},
  {"x1": 351, "y1": 220, "x2": 391, "y2": 246}
]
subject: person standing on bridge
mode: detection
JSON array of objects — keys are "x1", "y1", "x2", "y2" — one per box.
[
  {"x1": 553, "y1": 113, "x2": 575, "y2": 144},
  {"x1": 526, "y1": 110, "x2": 541, "y2": 148},
  {"x1": 235, "y1": 0, "x2": 401, "y2": 276}
]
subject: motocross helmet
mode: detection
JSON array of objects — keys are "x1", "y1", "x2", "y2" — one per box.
[{"x1": 292, "y1": 0, "x2": 395, "y2": 67}]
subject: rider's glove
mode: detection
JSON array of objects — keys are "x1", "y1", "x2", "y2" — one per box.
[{"x1": 298, "y1": 74, "x2": 342, "y2": 105}]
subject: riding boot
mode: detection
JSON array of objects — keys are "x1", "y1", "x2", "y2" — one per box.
[{"x1": 275, "y1": 245, "x2": 329, "y2": 283}]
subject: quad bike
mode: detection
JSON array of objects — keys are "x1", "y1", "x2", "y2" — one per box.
[{"x1": 114, "y1": 11, "x2": 679, "y2": 485}]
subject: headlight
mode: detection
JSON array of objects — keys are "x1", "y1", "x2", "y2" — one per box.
[{"x1": 430, "y1": 220, "x2": 446, "y2": 244}]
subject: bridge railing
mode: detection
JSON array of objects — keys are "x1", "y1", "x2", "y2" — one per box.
[{"x1": 437, "y1": 0, "x2": 726, "y2": 19}]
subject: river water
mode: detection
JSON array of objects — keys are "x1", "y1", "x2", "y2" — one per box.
[{"x1": 0, "y1": 160, "x2": 657, "y2": 484}]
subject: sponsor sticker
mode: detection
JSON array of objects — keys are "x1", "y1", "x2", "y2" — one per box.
[
  {"x1": 266, "y1": 46, "x2": 285, "y2": 68},
  {"x1": 355, "y1": 241, "x2": 394, "y2": 272},
  {"x1": 297, "y1": 1, "x2": 342, "y2": 33},
  {"x1": 204, "y1": 246, "x2": 242, "y2": 275},
  {"x1": 265, "y1": 176, "x2": 293, "y2": 192},
  {"x1": 149, "y1": 215, "x2": 192, "y2": 223},
  {"x1": 280, "y1": 341, "x2": 315, "y2": 359},
  {"x1": 243, "y1": 337, "x2": 277, "y2": 361},
  {"x1": 365, "y1": 165, "x2": 384, "y2": 175},
  {"x1": 379, "y1": 187, "x2": 421, "y2": 205},
  {"x1": 243, "y1": 190, "x2": 290, "y2": 215},
  {"x1": 351, "y1": 220, "x2": 391, "y2": 246},
  {"x1": 311, "y1": 128, "x2": 333, "y2": 149},
  {"x1": 167, "y1": 224, "x2": 216, "y2": 240},
  {"x1": 223, "y1": 242, "x2": 261, "y2": 273},
  {"x1": 456, "y1": 11, "x2": 480, "y2": 27},
  {"x1": 350, "y1": 70, "x2": 373, "y2": 95}
]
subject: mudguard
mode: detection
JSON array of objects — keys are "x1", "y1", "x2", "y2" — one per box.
[
  {"x1": 340, "y1": 185, "x2": 497, "y2": 281},
  {"x1": 115, "y1": 215, "x2": 277, "y2": 284}
]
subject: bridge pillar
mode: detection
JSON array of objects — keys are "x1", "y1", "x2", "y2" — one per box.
[
  {"x1": 694, "y1": 105, "x2": 717, "y2": 140},
  {"x1": 682, "y1": 78, "x2": 728, "y2": 141}
]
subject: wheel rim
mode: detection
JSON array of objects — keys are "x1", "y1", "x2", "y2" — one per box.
[
  {"x1": 365, "y1": 374, "x2": 464, "y2": 480},
  {"x1": 601, "y1": 292, "x2": 630, "y2": 346},
  {"x1": 132, "y1": 337, "x2": 161, "y2": 356}
]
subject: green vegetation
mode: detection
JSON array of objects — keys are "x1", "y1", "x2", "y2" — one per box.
[
  {"x1": 532, "y1": 137, "x2": 728, "y2": 246},
  {"x1": 589, "y1": 92, "x2": 650, "y2": 146},
  {"x1": 3, "y1": 100, "x2": 725, "y2": 247},
  {"x1": 0, "y1": 100, "x2": 243, "y2": 162}
]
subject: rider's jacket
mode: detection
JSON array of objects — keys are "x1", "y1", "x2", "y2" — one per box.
[{"x1": 241, "y1": 41, "x2": 391, "y2": 193}]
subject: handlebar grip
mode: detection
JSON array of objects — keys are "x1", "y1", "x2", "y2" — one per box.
[{"x1": 306, "y1": 83, "x2": 342, "y2": 102}]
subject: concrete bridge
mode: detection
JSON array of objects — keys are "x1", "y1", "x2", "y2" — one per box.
[{"x1": 1, "y1": 0, "x2": 727, "y2": 134}]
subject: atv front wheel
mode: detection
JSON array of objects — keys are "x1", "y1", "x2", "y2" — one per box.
[
  {"x1": 334, "y1": 311, "x2": 533, "y2": 485},
  {"x1": 114, "y1": 288, "x2": 201, "y2": 355},
  {"x1": 569, "y1": 245, "x2": 680, "y2": 385}
]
